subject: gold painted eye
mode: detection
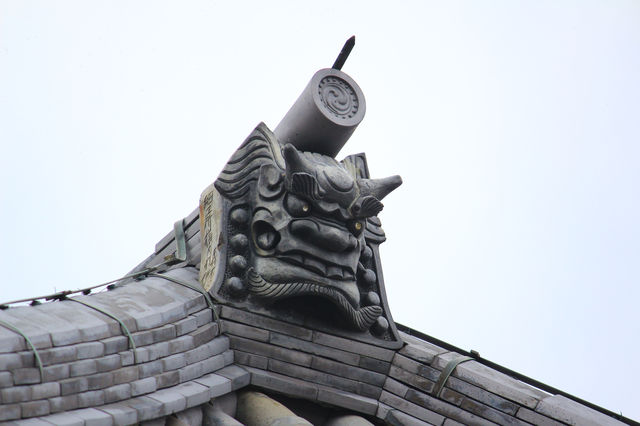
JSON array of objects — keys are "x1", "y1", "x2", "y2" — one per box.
[
  {"x1": 348, "y1": 220, "x2": 364, "y2": 236},
  {"x1": 284, "y1": 194, "x2": 312, "y2": 217},
  {"x1": 349, "y1": 220, "x2": 364, "y2": 236}
]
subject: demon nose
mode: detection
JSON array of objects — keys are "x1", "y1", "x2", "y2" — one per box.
[
  {"x1": 290, "y1": 219, "x2": 357, "y2": 252},
  {"x1": 251, "y1": 209, "x2": 281, "y2": 254}
]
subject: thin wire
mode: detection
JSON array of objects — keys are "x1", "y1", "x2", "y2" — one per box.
[
  {"x1": 148, "y1": 273, "x2": 220, "y2": 324},
  {"x1": 431, "y1": 355, "x2": 473, "y2": 398},
  {"x1": 396, "y1": 323, "x2": 639, "y2": 425},
  {"x1": 0, "y1": 265, "x2": 160, "y2": 308},
  {"x1": 0, "y1": 320, "x2": 44, "y2": 382},
  {"x1": 66, "y1": 298, "x2": 138, "y2": 364}
]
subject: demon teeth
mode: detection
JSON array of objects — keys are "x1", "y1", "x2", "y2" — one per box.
[
  {"x1": 278, "y1": 252, "x2": 356, "y2": 281},
  {"x1": 281, "y1": 253, "x2": 304, "y2": 265},
  {"x1": 326, "y1": 265, "x2": 344, "y2": 279},
  {"x1": 304, "y1": 257, "x2": 327, "y2": 276}
]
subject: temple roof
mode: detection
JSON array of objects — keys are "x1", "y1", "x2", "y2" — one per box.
[{"x1": 0, "y1": 209, "x2": 634, "y2": 426}]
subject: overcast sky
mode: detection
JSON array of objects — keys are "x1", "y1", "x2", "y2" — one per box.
[{"x1": 1, "y1": 0, "x2": 639, "y2": 421}]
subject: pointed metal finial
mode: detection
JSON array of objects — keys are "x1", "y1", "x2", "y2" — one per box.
[
  {"x1": 274, "y1": 36, "x2": 364, "y2": 157},
  {"x1": 332, "y1": 36, "x2": 356, "y2": 70}
]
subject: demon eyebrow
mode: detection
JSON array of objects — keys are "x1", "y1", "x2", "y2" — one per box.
[{"x1": 290, "y1": 172, "x2": 323, "y2": 200}]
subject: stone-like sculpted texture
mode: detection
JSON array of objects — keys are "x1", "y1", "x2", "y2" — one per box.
[
  {"x1": 198, "y1": 49, "x2": 404, "y2": 346},
  {"x1": 200, "y1": 123, "x2": 402, "y2": 346}
]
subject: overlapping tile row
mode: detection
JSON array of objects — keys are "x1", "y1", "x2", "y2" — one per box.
[
  {"x1": 0, "y1": 241, "x2": 631, "y2": 426},
  {"x1": 6, "y1": 367, "x2": 249, "y2": 425},
  {"x1": 378, "y1": 333, "x2": 627, "y2": 426},
  {"x1": 0, "y1": 267, "x2": 236, "y2": 423},
  {"x1": 220, "y1": 305, "x2": 393, "y2": 418},
  {"x1": 221, "y1": 304, "x2": 629, "y2": 425}
]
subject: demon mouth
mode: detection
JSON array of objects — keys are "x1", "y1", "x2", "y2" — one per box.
[
  {"x1": 246, "y1": 268, "x2": 381, "y2": 331},
  {"x1": 277, "y1": 251, "x2": 356, "y2": 280}
]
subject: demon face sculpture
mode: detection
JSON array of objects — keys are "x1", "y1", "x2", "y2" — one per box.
[{"x1": 200, "y1": 123, "x2": 401, "y2": 343}]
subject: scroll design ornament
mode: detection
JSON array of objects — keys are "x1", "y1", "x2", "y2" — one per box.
[
  {"x1": 318, "y1": 76, "x2": 359, "y2": 119},
  {"x1": 247, "y1": 268, "x2": 382, "y2": 331}
]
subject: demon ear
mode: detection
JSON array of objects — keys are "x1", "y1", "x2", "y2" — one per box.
[
  {"x1": 290, "y1": 172, "x2": 324, "y2": 200},
  {"x1": 351, "y1": 195, "x2": 384, "y2": 218},
  {"x1": 283, "y1": 144, "x2": 325, "y2": 200},
  {"x1": 258, "y1": 164, "x2": 284, "y2": 200}
]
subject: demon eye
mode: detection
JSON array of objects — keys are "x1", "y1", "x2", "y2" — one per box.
[
  {"x1": 349, "y1": 220, "x2": 364, "y2": 236},
  {"x1": 284, "y1": 193, "x2": 311, "y2": 217}
]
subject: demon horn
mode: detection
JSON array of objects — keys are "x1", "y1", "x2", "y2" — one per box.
[
  {"x1": 358, "y1": 175, "x2": 403, "y2": 201},
  {"x1": 282, "y1": 143, "x2": 311, "y2": 173}
]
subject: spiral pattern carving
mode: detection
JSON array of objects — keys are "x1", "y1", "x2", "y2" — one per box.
[{"x1": 318, "y1": 76, "x2": 359, "y2": 119}]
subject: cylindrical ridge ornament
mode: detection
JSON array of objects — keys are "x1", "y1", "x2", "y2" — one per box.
[{"x1": 274, "y1": 68, "x2": 366, "y2": 158}]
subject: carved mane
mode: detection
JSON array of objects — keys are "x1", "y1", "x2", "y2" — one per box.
[{"x1": 214, "y1": 123, "x2": 283, "y2": 200}]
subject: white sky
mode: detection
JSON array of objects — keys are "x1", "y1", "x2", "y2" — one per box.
[{"x1": 1, "y1": 0, "x2": 639, "y2": 421}]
